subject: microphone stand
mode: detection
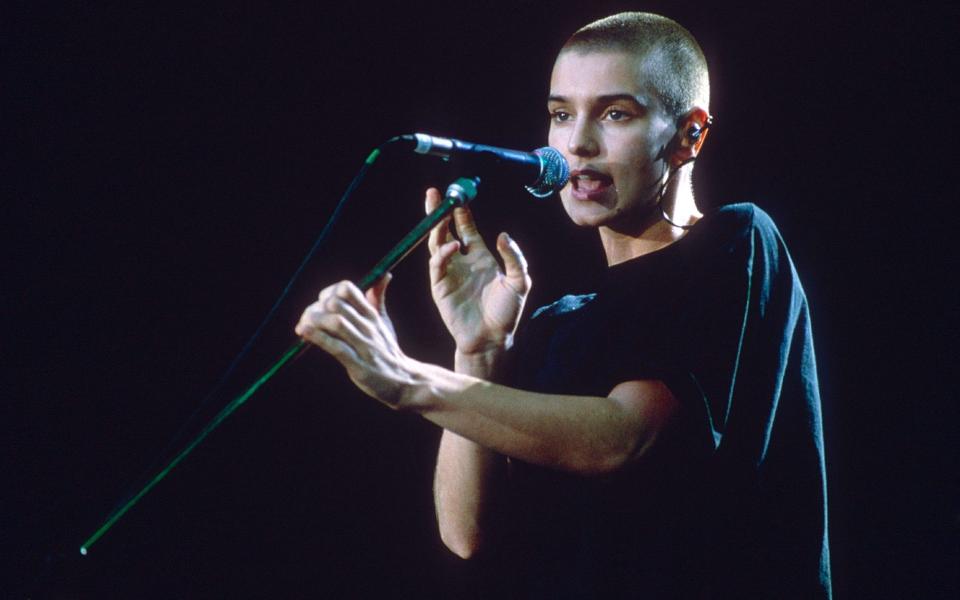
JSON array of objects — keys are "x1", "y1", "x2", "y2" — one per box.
[
  {"x1": 357, "y1": 176, "x2": 479, "y2": 289},
  {"x1": 80, "y1": 175, "x2": 481, "y2": 555}
]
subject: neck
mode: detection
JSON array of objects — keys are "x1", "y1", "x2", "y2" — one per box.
[{"x1": 599, "y1": 167, "x2": 701, "y2": 266}]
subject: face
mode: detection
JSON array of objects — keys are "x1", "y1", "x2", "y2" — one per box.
[{"x1": 548, "y1": 50, "x2": 677, "y2": 232}]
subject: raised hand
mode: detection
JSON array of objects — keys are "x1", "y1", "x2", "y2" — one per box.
[{"x1": 425, "y1": 187, "x2": 531, "y2": 357}]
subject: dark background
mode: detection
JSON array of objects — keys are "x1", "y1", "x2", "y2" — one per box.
[{"x1": 5, "y1": 1, "x2": 956, "y2": 597}]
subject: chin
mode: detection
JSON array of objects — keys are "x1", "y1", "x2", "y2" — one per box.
[
  {"x1": 563, "y1": 204, "x2": 623, "y2": 230},
  {"x1": 561, "y1": 194, "x2": 616, "y2": 229},
  {"x1": 567, "y1": 211, "x2": 623, "y2": 231}
]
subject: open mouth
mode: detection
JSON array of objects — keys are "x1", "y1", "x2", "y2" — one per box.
[{"x1": 570, "y1": 169, "x2": 613, "y2": 200}]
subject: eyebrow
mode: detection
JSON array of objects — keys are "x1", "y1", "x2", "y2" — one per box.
[{"x1": 547, "y1": 93, "x2": 644, "y2": 105}]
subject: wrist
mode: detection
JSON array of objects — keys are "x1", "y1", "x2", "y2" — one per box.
[
  {"x1": 454, "y1": 342, "x2": 510, "y2": 378},
  {"x1": 395, "y1": 356, "x2": 438, "y2": 412},
  {"x1": 398, "y1": 359, "x2": 477, "y2": 415}
]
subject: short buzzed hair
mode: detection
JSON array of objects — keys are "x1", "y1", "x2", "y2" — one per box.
[{"x1": 562, "y1": 12, "x2": 710, "y2": 119}]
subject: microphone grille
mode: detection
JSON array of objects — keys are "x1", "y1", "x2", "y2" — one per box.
[{"x1": 527, "y1": 147, "x2": 569, "y2": 198}]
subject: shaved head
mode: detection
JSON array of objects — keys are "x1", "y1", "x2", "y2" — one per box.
[{"x1": 561, "y1": 12, "x2": 710, "y2": 120}]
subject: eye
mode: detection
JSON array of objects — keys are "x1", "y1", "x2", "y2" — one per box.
[
  {"x1": 550, "y1": 110, "x2": 572, "y2": 123},
  {"x1": 605, "y1": 109, "x2": 630, "y2": 121}
]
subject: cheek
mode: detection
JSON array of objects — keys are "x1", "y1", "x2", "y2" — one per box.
[
  {"x1": 615, "y1": 142, "x2": 664, "y2": 189},
  {"x1": 609, "y1": 122, "x2": 665, "y2": 167},
  {"x1": 618, "y1": 136, "x2": 658, "y2": 168},
  {"x1": 547, "y1": 126, "x2": 564, "y2": 152}
]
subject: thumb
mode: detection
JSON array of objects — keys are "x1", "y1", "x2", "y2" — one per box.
[
  {"x1": 365, "y1": 272, "x2": 393, "y2": 315},
  {"x1": 496, "y1": 233, "x2": 530, "y2": 294}
]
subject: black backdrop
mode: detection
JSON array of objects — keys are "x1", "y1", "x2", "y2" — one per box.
[{"x1": 5, "y1": 1, "x2": 957, "y2": 597}]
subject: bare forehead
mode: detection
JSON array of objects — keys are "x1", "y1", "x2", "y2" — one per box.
[{"x1": 548, "y1": 49, "x2": 658, "y2": 100}]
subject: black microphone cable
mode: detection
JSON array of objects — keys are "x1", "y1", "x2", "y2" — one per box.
[{"x1": 81, "y1": 135, "x2": 403, "y2": 554}]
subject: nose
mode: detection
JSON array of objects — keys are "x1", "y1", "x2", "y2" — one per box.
[{"x1": 567, "y1": 118, "x2": 600, "y2": 158}]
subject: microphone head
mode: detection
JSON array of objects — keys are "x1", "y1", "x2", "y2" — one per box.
[{"x1": 527, "y1": 147, "x2": 569, "y2": 198}]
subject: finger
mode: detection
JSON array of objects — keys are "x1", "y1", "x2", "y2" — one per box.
[
  {"x1": 295, "y1": 310, "x2": 312, "y2": 337},
  {"x1": 364, "y1": 272, "x2": 392, "y2": 315},
  {"x1": 297, "y1": 321, "x2": 358, "y2": 363},
  {"x1": 328, "y1": 297, "x2": 378, "y2": 341},
  {"x1": 424, "y1": 187, "x2": 442, "y2": 213},
  {"x1": 428, "y1": 214, "x2": 454, "y2": 255},
  {"x1": 300, "y1": 286, "x2": 372, "y2": 343},
  {"x1": 452, "y1": 206, "x2": 482, "y2": 247},
  {"x1": 318, "y1": 282, "x2": 340, "y2": 304},
  {"x1": 428, "y1": 240, "x2": 461, "y2": 284},
  {"x1": 331, "y1": 280, "x2": 377, "y2": 321},
  {"x1": 308, "y1": 304, "x2": 370, "y2": 350},
  {"x1": 496, "y1": 232, "x2": 531, "y2": 294}
]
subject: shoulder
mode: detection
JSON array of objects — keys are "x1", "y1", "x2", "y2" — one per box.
[
  {"x1": 694, "y1": 203, "x2": 790, "y2": 261},
  {"x1": 702, "y1": 202, "x2": 781, "y2": 239},
  {"x1": 686, "y1": 203, "x2": 807, "y2": 304}
]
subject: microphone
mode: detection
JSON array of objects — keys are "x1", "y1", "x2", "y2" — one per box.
[{"x1": 401, "y1": 133, "x2": 569, "y2": 198}]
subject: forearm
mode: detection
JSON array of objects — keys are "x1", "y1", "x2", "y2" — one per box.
[
  {"x1": 433, "y1": 349, "x2": 507, "y2": 558},
  {"x1": 417, "y1": 361, "x2": 654, "y2": 476},
  {"x1": 434, "y1": 429, "x2": 504, "y2": 558}
]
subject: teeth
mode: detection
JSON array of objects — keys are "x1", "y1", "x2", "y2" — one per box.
[{"x1": 574, "y1": 174, "x2": 609, "y2": 183}]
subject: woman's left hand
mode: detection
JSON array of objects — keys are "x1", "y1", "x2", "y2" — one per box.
[{"x1": 295, "y1": 274, "x2": 416, "y2": 408}]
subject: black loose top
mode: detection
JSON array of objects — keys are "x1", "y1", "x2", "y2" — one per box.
[{"x1": 497, "y1": 203, "x2": 831, "y2": 599}]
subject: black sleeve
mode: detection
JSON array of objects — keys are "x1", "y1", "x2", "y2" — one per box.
[{"x1": 676, "y1": 205, "x2": 832, "y2": 598}]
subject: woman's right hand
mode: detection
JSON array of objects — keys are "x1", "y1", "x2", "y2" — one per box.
[{"x1": 425, "y1": 187, "x2": 531, "y2": 357}]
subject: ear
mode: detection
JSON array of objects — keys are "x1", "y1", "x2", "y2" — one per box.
[{"x1": 671, "y1": 107, "x2": 711, "y2": 168}]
